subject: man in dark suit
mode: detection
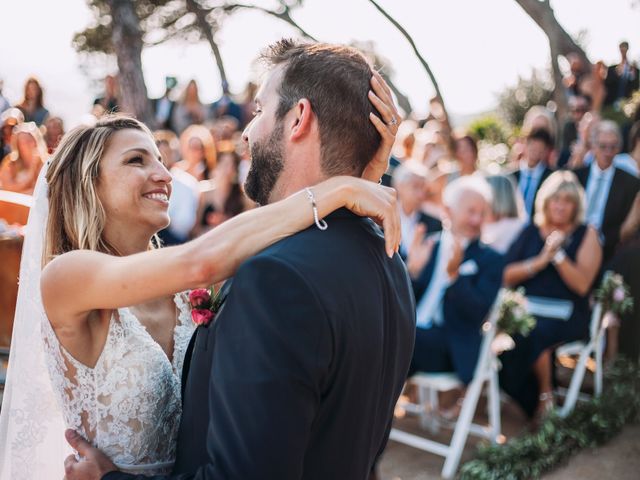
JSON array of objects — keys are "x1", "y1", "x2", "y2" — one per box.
[
  {"x1": 511, "y1": 128, "x2": 554, "y2": 219},
  {"x1": 574, "y1": 120, "x2": 640, "y2": 263},
  {"x1": 407, "y1": 176, "x2": 503, "y2": 386},
  {"x1": 604, "y1": 41, "x2": 639, "y2": 108},
  {"x1": 66, "y1": 40, "x2": 415, "y2": 480},
  {"x1": 392, "y1": 162, "x2": 442, "y2": 260},
  {"x1": 151, "y1": 76, "x2": 177, "y2": 132}
]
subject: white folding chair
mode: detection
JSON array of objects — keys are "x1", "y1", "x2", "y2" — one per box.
[
  {"x1": 390, "y1": 290, "x2": 504, "y2": 479},
  {"x1": 556, "y1": 302, "x2": 604, "y2": 418}
]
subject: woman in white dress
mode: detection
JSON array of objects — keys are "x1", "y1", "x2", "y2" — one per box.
[{"x1": 0, "y1": 75, "x2": 401, "y2": 478}]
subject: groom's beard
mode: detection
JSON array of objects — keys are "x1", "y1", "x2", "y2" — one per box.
[{"x1": 244, "y1": 122, "x2": 285, "y2": 205}]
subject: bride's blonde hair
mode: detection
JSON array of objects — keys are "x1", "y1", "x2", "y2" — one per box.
[{"x1": 44, "y1": 115, "x2": 156, "y2": 265}]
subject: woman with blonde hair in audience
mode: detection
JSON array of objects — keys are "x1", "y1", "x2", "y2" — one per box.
[
  {"x1": 174, "y1": 124, "x2": 217, "y2": 181},
  {"x1": 482, "y1": 174, "x2": 526, "y2": 254},
  {"x1": 0, "y1": 121, "x2": 48, "y2": 194},
  {"x1": 500, "y1": 171, "x2": 601, "y2": 421},
  {"x1": 172, "y1": 79, "x2": 207, "y2": 134},
  {"x1": 15, "y1": 76, "x2": 49, "y2": 126}
]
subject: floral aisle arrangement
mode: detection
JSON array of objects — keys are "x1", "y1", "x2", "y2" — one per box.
[
  {"x1": 459, "y1": 358, "x2": 640, "y2": 480},
  {"x1": 593, "y1": 271, "x2": 634, "y2": 328},
  {"x1": 491, "y1": 288, "x2": 537, "y2": 354}
]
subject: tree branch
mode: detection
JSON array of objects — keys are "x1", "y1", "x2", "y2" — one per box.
[{"x1": 366, "y1": 0, "x2": 448, "y2": 125}]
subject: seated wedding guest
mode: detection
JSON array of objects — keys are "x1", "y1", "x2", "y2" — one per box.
[
  {"x1": 501, "y1": 171, "x2": 601, "y2": 419},
  {"x1": 483, "y1": 174, "x2": 527, "y2": 254},
  {"x1": 574, "y1": 120, "x2": 640, "y2": 263},
  {"x1": 93, "y1": 74, "x2": 120, "y2": 114},
  {"x1": 559, "y1": 95, "x2": 590, "y2": 168},
  {"x1": 196, "y1": 149, "x2": 250, "y2": 235},
  {"x1": 568, "y1": 111, "x2": 599, "y2": 169},
  {"x1": 392, "y1": 162, "x2": 441, "y2": 259},
  {"x1": 512, "y1": 128, "x2": 554, "y2": 219},
  {"x1": 15, "y1": 76, "x2": 49, "y2": 126},
  {"x1": 44, "y1": 116, "x2": 64, "y2": 154},
  {"x1": 604, "y1": 41, "x2": 639, "y2": 108},
  {"x1": 576, "y1": 119, "x2": 639, "y2": 176},
  {"x1": 407, "y1": 176, "x2": 503, "y2": 414},
  {"x1": 151, "y1": 75, "x2": 177, "y2": 132},
  {"x1": 1, "y1": 107, "x2": 24, "y2": 158},
  {"x1": 172, "y1": 79, "x2": 207, "y2": 134},
  {"x1": 432, "y1": 135, "x2": 479, "y2": 197},
  {"x1": 578, "y1": 61, "x2": 607, "y2": 113},
  {"x1": 173, "y1": 124, "x2": 217, "y2": 181},
  {"x1": 154, "y1": 130, "x2": 201, "y2": 246},
  {"x1": 210, "y1": 81, "x2": 243, "y2": 125},
  {"x1": 510, "y1": 105, "x2": 557, "y2": 166},
  {"x1": 609, "y1": 121, "x2": 640, "y2": 177},
  {"x1": 0, "y1": 121, "x2": 48, "y2": 193}
]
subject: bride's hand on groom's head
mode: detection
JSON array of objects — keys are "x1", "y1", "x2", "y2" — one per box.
[
  {"x1": 362, "y1": 71, "x2": 401, "y2": 183},
  {"x1": 63, "y1": 429, "x2": 118, "y2": 480}
]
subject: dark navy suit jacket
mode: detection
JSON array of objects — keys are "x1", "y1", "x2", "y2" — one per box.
[
  {"x1": 104, "y1": 209, "x2": 415, "y2": 480},
  {"x1": 412, "y1": 237, "x2": 504, "y2": 383}
]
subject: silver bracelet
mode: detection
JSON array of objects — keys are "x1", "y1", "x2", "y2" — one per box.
[{"x1": 304, "y1": 187, "x2": 328, "y2": 231}]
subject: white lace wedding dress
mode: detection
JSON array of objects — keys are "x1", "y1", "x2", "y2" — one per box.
[{"x1": 41, "y1": 292, "x2": 195, "y2": 475}]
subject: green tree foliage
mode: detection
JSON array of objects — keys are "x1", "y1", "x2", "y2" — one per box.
[{"x1": 497, "y1": 70, "x2": 554, "y2": 128}]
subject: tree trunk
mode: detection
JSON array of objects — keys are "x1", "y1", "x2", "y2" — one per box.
[
  {"x1": 106, "y1": 0, "x2": 152, "y2": 125},
  {"x1": 186, "y1": 0, "x2": 229, "y2": 91},
  {"x1": 367, "y1": 0, "x2": 449, "y2": 126},
  {"x1": 514, "y1": 0, "x2": 593, "y2": 121}
]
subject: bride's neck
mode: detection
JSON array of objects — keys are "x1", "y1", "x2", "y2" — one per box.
[{"x1": 103, "y1": 225, "x2": 154, "y2": 256}]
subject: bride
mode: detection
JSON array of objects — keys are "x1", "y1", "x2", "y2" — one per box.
[{"x1": 0, "y1": 79, "x2": 401, "y2": 478}]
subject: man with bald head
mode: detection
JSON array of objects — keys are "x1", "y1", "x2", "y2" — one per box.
[{"x1": 407, "y1": 176, "x2": 504, "y2": 387}]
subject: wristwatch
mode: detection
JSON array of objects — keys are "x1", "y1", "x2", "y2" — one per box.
[{"x1": 552, "y1": 249, "x2": 567, "y2": 265}]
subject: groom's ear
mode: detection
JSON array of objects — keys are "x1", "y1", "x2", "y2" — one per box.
[{"x1": 288, "y1": 98, "x2": 315, "y2": 142}]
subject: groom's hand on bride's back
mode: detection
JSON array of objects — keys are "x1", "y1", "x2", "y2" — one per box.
[{"x1": 64, "y1": 429, "x2": 118, "y2": 480}]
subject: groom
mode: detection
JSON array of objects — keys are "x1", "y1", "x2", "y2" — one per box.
[{"x1": 65, "y1": 40, "x2": 415, "y2": 480}]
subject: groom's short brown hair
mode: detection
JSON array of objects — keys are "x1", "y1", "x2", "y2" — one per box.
[{"x1": 260, "y1": 39, "x2": 381, "y2": 177}]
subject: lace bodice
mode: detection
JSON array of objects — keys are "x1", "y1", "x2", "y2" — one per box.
[{"x1": 41, "y1": 293, "x2": 195, "y2": 475}]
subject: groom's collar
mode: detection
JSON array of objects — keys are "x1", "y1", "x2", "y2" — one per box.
[{"x1": 325, "y1": 207, "x2": 359, "y2": 220}]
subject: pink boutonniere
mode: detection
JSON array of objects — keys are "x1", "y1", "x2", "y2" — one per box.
[{"x1": 188, "y1": 286, "x2": 224, "y2": 327}]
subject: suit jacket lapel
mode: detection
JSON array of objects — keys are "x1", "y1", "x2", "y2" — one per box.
[{"x1": 602, "y1": 168, "x2": 622, "y2": 225}]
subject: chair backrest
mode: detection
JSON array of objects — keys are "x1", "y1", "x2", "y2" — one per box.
[
  {"x1": 471, "y1": 289, "x2": 504, "y2": 378},
  {"x1": 589, "y1": 302, "x2": 603, "y2": 340},
  {"x1": 0, "y1": 190, "x2": 32, "y2": 225}
]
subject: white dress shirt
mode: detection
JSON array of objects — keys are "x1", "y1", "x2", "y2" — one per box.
[
  {"x1": 585, "y1": 161, "x2": 615, "y2": 230},
  {"x1": 415, "y1": 231, "x2": 469, "y2": 329},
  {"x1": 167, "y1": 168, "x2": 201, "y2": 240},
  {"x1": 583, "y1": 151, "x2": 638, "y2": 177},
  {"x1": 399, "y1": 207, "x2": 420, "y2": 258},
  {"x1": 518, "y1": 160, "x2": 546, "y2": 218}
]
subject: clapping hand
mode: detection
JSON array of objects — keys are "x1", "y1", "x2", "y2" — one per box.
[
  {"x1": 540, "y1": 230, "x2": 566, "y2": 265},
  {"x1": 446, "y1": 236, "x2": 465, "y2": 281},
  {"x1": 64, "y1": 429, "x2": 118, "y2": 480},
  {"x1": 406, "y1": 225, "x2": 435, "y2": 278}
]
